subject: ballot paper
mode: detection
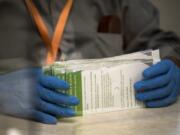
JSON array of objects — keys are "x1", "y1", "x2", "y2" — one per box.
[{"x1": 43, "y1": 50, "x2": 161, "y2": 116}]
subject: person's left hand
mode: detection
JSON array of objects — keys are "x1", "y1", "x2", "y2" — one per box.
[{"x1": 134, "y1": 59, "x2": 180, "y2": 108}]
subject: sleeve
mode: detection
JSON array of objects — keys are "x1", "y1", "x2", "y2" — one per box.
[
  {"x1": 0, "y1": 1, "x2": 44, "y2": 74},
  {"x1": 119, "y1": 0, "x2": 180, "y2": 66}
]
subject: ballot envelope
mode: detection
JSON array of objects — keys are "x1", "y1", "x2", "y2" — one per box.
[{"x1": 43, "y1": 50, "x2": 160, "y2": 116}]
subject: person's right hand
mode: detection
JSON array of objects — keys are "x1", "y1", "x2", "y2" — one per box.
[{"x1": 0, "y1": 68, "x2": 79, "y2": 124}]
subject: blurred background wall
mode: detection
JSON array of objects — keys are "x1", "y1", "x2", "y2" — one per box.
[{"x1": 152, "y1": 0, "x2": 180, "y2": 36}]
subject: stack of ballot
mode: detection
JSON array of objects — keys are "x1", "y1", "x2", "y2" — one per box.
[{"x1": 44, "y1": 50, "x2": 161, "y2": 116}]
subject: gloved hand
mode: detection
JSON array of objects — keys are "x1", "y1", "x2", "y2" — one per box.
[
  {"x1": 134, "y1": 59, "x2": 180, "y2": 108},
  {"x1": 0, "y1": 68, "x2": 79, "y2": 124}
]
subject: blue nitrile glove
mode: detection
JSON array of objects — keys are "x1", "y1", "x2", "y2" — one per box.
[
  {"x1": 134, "y1": 59, "x2": 180, "y2": 108},
  {"x1": 0, "y1": 68, "x2": 79, "y2": 124}
]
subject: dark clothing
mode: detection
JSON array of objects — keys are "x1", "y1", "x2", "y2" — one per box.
[{"x1": 0, "y1": 0, "x2": 179, "y2": 74}]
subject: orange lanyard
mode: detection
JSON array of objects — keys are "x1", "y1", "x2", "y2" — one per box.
[{"x1": 25, "y1": 0, "x2": 73, "y2": 65}]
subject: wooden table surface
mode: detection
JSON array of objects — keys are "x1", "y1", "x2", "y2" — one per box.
[{"x1": 0, "y1": 102, "x2": 180, "y2": 135}]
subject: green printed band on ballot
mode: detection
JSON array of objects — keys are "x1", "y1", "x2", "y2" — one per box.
[{"x1": 43, "y1": 66, "x2": 83, "y2": 116}]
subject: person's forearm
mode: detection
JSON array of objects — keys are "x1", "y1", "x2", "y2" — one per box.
[{"x1": 119, "y1": 0, "x2": 180, "y2": 65}]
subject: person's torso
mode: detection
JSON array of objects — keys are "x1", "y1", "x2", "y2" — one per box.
[{"x1": 0, "y1": 0, "x2": 125, "y2": 72}]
